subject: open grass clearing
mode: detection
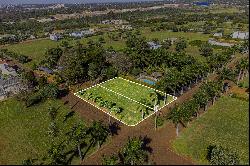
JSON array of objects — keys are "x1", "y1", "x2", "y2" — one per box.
[
  {"x1": 141, "y1": 28, "x2": 211, "y2": 41},
  {"x1": 172, "y1": 96, "x2": 249, "y2": 165}
]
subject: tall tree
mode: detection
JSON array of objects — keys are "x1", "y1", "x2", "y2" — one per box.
[
  {"x1": 66, "y1": 122, "x2": 87, "y2": 161},
  {"x1": 121, "y1": 137, "x2": 148, "y2": 165},
  {"x1": 88, "y1": 121, "x2": 109, "y2": 149}
]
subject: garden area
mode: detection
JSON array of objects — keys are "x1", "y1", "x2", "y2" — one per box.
[
  {"x1": 171, "y1": 96, "x2": 249, "y2": 165},
  {"x1": 75, "y1": 77, "x2": 176, "y2": 126}
]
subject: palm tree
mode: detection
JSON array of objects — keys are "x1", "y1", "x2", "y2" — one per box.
[
  {"x1": 193, "y1": 90, "x2": 209, "y2": 111},
  {"x1": 121, "y1": 137, "x2": 148, "y2": 165},
  {"x1": 149, "y1": 91, "x2": 161, "y2": 130},
  {"x1": 137, "y1": 98, "x2": 150, "y2": 120},
  {"x1": 45, "y1": 143, "x2": 66, "y2": 165},
  {"x1": 66, "y1": 122, "x2": 87, "y2": 161},
  {"x1": 167, "y1": 106, "x2": 183, "y2": 136}
]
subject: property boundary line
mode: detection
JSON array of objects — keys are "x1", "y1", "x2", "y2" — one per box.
[{"x1": 74, "y1": 77, "x2": 177, "y2": 126}]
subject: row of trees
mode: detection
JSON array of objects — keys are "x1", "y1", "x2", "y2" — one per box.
[{"x1": 167, "y1": 80, "x2": 223, "y2": 136}]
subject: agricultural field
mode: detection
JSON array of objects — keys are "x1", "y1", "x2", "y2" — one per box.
[
  {"x1": 0, "y1": 98, "x2": 92, "y2": 165},
  {"x1": 172, "y1": 96, "x2": 249, "y2": 165},
  {"x1": 75, "y1": 77, "x2": 176, "y2": 126}
]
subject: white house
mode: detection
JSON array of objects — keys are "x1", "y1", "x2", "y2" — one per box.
[
  {"x1": 208, "y1": 38, "x2": 234, "y2": 47},
  {"x1": 69, "y1": 32, "x2": 83, "y2": 38},
  {"x1": 49, "y1": 34, "x2": 62, "y2": 41},
  {"x1": 213, "y1": 32, "x2": 223, "y2": 37},
  {"x1": 69, "y1": 30, "x2": 94, "y2": 38},
  {"x1": 121, "y1": 25, "x2": 133, "y2": 30},
  {"x1": 231, "y1": 31, "x2": 249, "y2": 39},
  {"x1": 147, "y1": 41, "x2": 162, "y2": 50}
]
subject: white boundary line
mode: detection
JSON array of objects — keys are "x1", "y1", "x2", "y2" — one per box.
[
  {"x1": 99, "y1": 84, "x2": 154, "y2": 110},
  {"x1": 74, "y1": 77, "x2": 177, "y2": 126}
]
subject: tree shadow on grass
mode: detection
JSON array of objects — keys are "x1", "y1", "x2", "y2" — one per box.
[
  {"x1": 63, "y1": 111, "x2": 75, "y2": 123},
  {"x1": 64, "y1": 142, "x2": 88, "y2": 165},
  {"x1": 206, "y1": 145, "x2": 216, "y2": 161},
  {"x1": 58, "y1": 88, "x2": 69, "y2": 99}
]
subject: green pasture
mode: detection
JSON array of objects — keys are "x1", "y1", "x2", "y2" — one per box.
[
  {"x1": 172, "y1": 96, "x2": 249, "y2": 165},
  {"x1": 0, "y1": 98, "x2": 91, "y2": 165}
]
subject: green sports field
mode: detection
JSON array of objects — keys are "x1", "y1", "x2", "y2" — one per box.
[{"x1": 75, "y1": 77, "x2": 175, "y2": 126}]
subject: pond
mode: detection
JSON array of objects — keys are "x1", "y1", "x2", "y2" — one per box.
[{"x1": 142, "y1": 79, "x2": 156, "y2": 85}]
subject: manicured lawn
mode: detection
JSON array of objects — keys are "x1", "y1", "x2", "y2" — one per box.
[
  {"x1": 0, "y1": 98, "x2": 89, "y2": 165},
  {"x1": 75, "y1": 77, "x2": 175, "y2": 126},
  {"x1": 172, "y1": 96, "x2": 249, "y2": 165}
]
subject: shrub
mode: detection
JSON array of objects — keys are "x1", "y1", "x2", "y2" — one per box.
[
  {"x1": 207, "y1": 145, "x2": 240, "y2": 165},
  {"x1": 156, "y1": 116, "x2": 164, "y2": 127},
  {"x1": 25, "y1": 92, "x2": 43, "y2": 107},
  {"x1": 110, "y1": 106, "x2": 122, "y2": 114}
]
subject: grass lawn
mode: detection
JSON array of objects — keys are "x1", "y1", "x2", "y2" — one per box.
[
  {"x1": 141, "y1": 28, "x2": 211, "y2": 41},
  {"x1": 172, "y1": 96, "x2": 249, "y2": 165},
  {"x1": 239, "y1": 76, "x2": 249, "y2": 89},
  {"x1": 0, "y1": 98, "x2": 92, "y2": 165},
  {"x1": 4, "y1": 35, "x2": 125, "y2": 69},
  {"x1": 75, "y1": 77, "x2": 175, "y2": 126},
  {"x1": 4, "y1": 39, "x2": 59, "y2": 67}
]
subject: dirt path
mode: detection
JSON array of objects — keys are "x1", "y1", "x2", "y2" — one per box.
[
  {"x1": 62, "y1": 61, "x2": 237, "y2": 165},
  {"x1": 62, "y1": 77, "x2": 206, "y2": 165},
  {"x1": 61, "y1": 54, "x2": 242, "y2": 165}
]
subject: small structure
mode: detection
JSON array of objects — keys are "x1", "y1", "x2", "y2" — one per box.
[
  {"x1": 101, "y1": 19, "x2": 128, "y2": 25},
  {"x1": 82, "y1": 30, "x2": 94, "y2": 36},
  {"x1": 231, "y1": 31, "x2": 249, "y2": 39},
  {"x1": 163, "y1": 38, "x2": 178, "y2": 45},
  {"x1": 0, "y1": 63, "x2": 17, "y2": 76},
  {"x1": 49, "y1": 33, "x2": 62, "y2": 41},
  {"x1": 38, "y1": 66, "x2": 54, "y2": 74},
  {"x1": 208, "y1": 38, "x2": 234, "y2": 47},
  {"x1": 69, "y1": 31, "x2": 83, "y2": 38},
  {"x1": 151, "y1": 72, "x2": 163, "y2": 80},
  {"x1": 121, "y1": 25, "x2": 133, "y2": 30},
  {"x1": 147, "y1": 41, "x2": 162, "y2": 50},
  {"x1": 0, "y1": 76, "x2": 22, "y2": 100},
  {"x1": 193, "y1": 1, "x2": 210, "y2": 7},
  {"x1": 69, "y1": 30, "x2": 94, "y2": 38},
  {"x1": 30, "y1": 35, "x2": 36, "y2": 39},
  {"x1": 213, "y1": 32, "x2": 223, "y2": 37}
]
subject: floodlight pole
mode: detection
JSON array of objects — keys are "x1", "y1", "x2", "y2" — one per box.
[
  {"x1": 164, "y1": 93, "x2": 166, "y2": 105},
  {"x1": 154, "y1": 105, "x2": 159, "y2": 130}
]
